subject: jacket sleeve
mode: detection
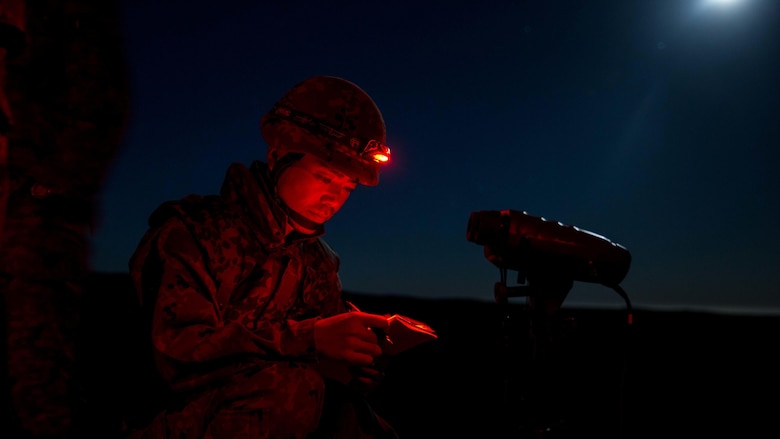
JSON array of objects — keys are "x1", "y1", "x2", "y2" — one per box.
[{"x1": 131, "y1": 217, "x2": 318, "y2": 382}]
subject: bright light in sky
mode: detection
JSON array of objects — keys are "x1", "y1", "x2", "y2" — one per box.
[
  {"x1": 694, "y1": 0, "x2": 750, "y2": 17},
  {"x1": 705, "y1": 0, "x2": 744, "y2": 7}
]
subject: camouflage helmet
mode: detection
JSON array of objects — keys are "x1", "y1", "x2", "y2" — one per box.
[{"x1": 260, "y1": 76, "x2": 391, "y2": 186}]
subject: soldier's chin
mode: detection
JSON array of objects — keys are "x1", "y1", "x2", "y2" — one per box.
[
  {"x1": 288, "y1": 209, "x2": 322, "y2": 233},
  {"x1": 306, "y1": 212, "x2": 330, "y2": 223}
]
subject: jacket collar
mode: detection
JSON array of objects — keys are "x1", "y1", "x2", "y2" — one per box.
[{"x1": 220, "y1": 160, "x2": 325, "y2": 249}]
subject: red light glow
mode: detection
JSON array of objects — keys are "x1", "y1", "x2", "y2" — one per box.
[{"x1": 372, "y1": 153, "x2": 389, "y2": 163}]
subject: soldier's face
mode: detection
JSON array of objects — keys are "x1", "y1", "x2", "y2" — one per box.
[{"x1": 277, "y1": 154, "x2": 358, "y2": 227}]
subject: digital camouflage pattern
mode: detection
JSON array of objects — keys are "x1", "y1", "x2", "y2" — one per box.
[
  {"x1": 260, "y1": 76, "x2": 387, "y2": 187},
  {"x1": 128, "y1": 160, "x2": 352, "y2": 439},
  {"x1": 0, "y1": 1, "x2": 128, "y2": 437}
]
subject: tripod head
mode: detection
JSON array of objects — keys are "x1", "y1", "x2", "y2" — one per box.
[{"x1": 467, "y1": 209, "x2": 632, "y2": 312}]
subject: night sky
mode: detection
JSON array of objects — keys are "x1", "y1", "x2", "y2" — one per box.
[{"x1": 90, "y1": 0, "x2": 780, "y2": 314}]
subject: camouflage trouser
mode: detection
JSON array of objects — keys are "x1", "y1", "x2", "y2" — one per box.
[
  {"x1": 2, "y1": 275, "x2": 82, "y2": 438},
  {"x1": 124, "y1": 365, "x2": 399, "y2": 439},
  {"x1": 126, "y1": 362, "x2": 326, "y2": 439},
  {"x1": 309, "y1": 379, "x2": 400, "y2": 439}
]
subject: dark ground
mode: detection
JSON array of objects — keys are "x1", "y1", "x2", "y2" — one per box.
[{"x1": 72, "y1": 273, "x2": 779, "y2": 438}]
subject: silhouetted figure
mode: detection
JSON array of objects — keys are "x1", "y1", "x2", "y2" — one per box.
[{"x1": 0, "y1": 1, "x2": 128, "y2": 437}]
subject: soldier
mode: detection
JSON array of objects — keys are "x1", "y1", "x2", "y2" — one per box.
[
  {"x1": 0, "y1": 1, "x2": 128, "y2": 437},
  {"x1": 127, "y1": 76, "x2": 399, "y2": 438}
]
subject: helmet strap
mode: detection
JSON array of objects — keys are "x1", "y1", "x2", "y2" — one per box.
[
  {"x1": 285, "y1": 208, "x2": 321, "y2": 235},
  {"x1": 269, "y1": 152, "x2": 304, "y2": 182}
]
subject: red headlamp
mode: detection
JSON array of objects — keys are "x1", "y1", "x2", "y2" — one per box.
[{"x1": 360, "y1": 139, "x2": 391, "y2": 163}]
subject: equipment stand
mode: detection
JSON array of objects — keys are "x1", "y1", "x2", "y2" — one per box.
[{"x1": 494, "y1": 268, "x2": 574, "y2": 439}]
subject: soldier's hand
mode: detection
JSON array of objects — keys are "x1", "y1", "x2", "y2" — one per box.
[{"x1": 314, "y1": 312, "x2": 389, "y2": 365}]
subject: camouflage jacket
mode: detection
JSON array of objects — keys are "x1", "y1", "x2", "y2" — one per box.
[{"x1": 128, "y1": 160, "x2": 349, "y2": 438}]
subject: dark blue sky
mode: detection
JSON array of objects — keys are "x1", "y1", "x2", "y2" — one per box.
[{"x1": 90, "y1": 0, "x2": 780, "y2": 314}]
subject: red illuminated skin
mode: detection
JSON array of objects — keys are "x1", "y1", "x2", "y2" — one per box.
[{"x1": 277, "y1": 154, "x2": 357, "y2": 233}]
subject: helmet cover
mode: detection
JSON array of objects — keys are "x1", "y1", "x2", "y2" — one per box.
[{"x1": 260, "y1": 76, "x2": 389, "y2": 186}]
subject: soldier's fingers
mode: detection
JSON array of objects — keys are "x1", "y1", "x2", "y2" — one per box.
[{"x1": 351, "y1": 312, "x2": 389, "y2": 332}]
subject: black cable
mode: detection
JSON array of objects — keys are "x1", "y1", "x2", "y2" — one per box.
[{"x1": 610, "y1": 284, "x2": 633, "y2": 439}]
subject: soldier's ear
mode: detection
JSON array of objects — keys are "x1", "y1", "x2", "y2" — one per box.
[{"x1": 269, "y1": 152, "x2": 305, "y2": 182}]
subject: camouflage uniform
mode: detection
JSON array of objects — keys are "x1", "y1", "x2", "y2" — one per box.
[
  {"x1": 128, "y1": 160, "x2": 391, "y2": 439},
  {"x1": 0, "y1": 1, "x2": 127, "y2": 437}
]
